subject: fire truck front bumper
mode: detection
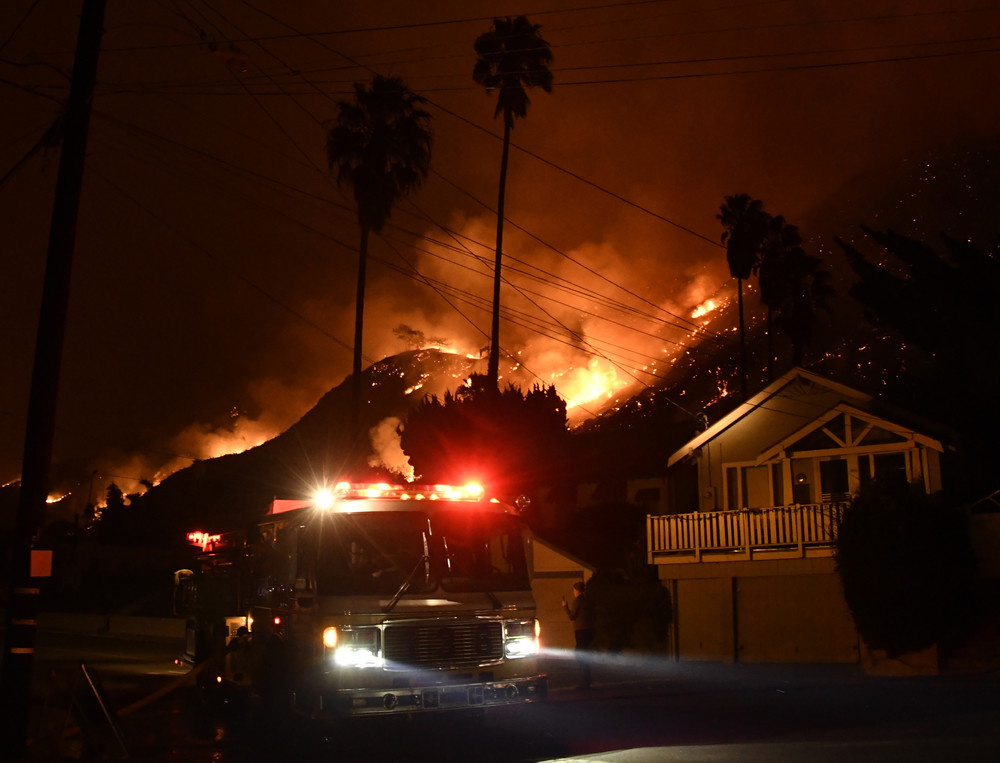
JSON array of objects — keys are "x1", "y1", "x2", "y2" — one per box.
[{"x1": 311, "y1": 673, "x2": 548, "y2": 717}]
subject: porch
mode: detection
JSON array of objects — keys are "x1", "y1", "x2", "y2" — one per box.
[{"x1": 647, "y1": 503, "x2": 846, "y2": 564}]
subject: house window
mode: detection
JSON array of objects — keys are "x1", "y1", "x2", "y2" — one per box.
[
  {"x1": 820, "y1": 459, "x2": 850, "y2": 501},
  {"x1": 858, "y1": 452, "x2": 910, "y2": 487},
  {"x1": 873, "y1": 452, "x2": 908, "y2": 484}
]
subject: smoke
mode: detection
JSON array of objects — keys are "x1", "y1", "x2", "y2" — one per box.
[{"x1": 367, "y1": 416, "x2": 414, "y2": 481}]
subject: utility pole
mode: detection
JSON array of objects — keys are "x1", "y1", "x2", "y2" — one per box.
[{"x1": 0, "y1": 0, "x2": 106, "y2": 757}]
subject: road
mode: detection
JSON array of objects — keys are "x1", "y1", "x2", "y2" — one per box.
[{"x1": 16, "y1": 629, "x2": 1000, "y2": 761}]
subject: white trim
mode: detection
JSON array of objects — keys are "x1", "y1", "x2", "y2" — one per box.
[{"x1": 754, "y1": 402, "x2": 943, "y2": 465}]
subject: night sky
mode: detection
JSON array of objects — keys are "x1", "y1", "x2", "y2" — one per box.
[{"x1": 2, "y1": 0, "x2": 998, "y2": 499}]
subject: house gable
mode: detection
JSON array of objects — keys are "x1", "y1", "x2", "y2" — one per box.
[
  {"x1": 667, "y1": 368, "x2": 872, "y2": 468},
  {"x1": 665, "y1": 369, "x2": 945, "y2": 512},
  {"x1": 757, "y1": 403, "x2": 944, "y2": 465}
]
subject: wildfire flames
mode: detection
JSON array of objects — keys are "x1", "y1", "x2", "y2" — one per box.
[
  {"x1": 691, "y1": 297, "x2": 722, "y2": 320},
  {"x1": 550, "y1": 357, "x2": 630, "y2": 417},
  {"x1": 57, "y1": 273, "x2": 730, "y2": 510}
]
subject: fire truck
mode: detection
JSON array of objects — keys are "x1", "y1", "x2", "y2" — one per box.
[{"x1": 176, "y1": 482, "x2": 548, "y2": 717}]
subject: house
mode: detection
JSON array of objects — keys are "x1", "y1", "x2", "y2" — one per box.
[{"x1": 646, "y1": 368, "x2": 949, "y2": 665}]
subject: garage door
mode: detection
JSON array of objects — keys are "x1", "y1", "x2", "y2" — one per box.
[{"x1": 736, "y1": 574, "x2": 858, "y2": 663}]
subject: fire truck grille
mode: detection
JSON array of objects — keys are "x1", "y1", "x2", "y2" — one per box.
[{"x1": 383, "y1": 620, "x2": 504, "y2": 670}]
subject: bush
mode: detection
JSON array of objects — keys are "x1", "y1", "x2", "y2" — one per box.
[{"x1": 835, "y1": 478, "x2": 976, "y2": 657}]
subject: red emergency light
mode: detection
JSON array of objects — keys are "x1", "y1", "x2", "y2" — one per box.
[{"x1": 186, "y1": 531, "x2": 222, "y2": 551}]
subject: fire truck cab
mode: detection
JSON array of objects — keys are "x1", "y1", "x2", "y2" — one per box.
[{"x1": 180, "y1": 482, "x2": 548, "y2": 717}]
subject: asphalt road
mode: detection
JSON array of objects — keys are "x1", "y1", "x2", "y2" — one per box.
[{"x1": 16, "y1": 629, "x2": 1000, "y2": 762}]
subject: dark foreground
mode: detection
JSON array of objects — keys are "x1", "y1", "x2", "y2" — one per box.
[{"x1": 14, "y1": 629, "x2": 1000, "y2": 762}]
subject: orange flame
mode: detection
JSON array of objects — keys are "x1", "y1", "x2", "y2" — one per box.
[
  {"x1": 552, "y1": 358, "x2": 629, "y2": 415},
  {"x1": 691, "y1": 298, "x2": 720, "y2": 320}
]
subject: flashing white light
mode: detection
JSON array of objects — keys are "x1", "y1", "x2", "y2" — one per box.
[{"x1": 314, "y1": 489, "x2": 335, "y2": 510}]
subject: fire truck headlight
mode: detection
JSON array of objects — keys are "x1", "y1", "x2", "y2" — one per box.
[
  {"x1": 504, "y1": 619, "x2": 540, "y2": 659},
  {"x1": 325, "y1": 626, "x2": 382, "y2": 668},
  {"x1": 334, "y1": 646, "x2": 382, "y2": 667}
]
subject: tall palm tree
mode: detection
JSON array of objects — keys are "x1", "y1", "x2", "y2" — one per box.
[
  {"x1": 780, "y1": 251, "x2": 833, "y2": 366},
  {"x1": 757, "y1": 216, "x2": 833, "y2": 372},
  {"x1": 325, "y1": 75, "x2": 433, "y2": 437},
  {"x1": 717, "y1": 193, "x2": 769, "y2": 399},
  {"x1": 473, "y1": 15, "x2": 553, "y2": 387},
  {"x1": 756, "y1": 214, "x2": 803, "y2": 379}
]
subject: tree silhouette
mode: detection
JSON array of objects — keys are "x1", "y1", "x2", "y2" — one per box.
[
  {"x1": 778, "y1": 249, "x2": 833, "y2": 367},
  {"x1": 95, "y1": 482, "x2": 127, "y2": 543},
  {"x1": 400, "y1": 374, "x2": 568, "y2": 505},
  {"x1": 757, "y1": 215, "x2": 833, "y2": 374},
  {"x1": 835, "y1": 477, "x2": 975, "y2": 658},
  {"x1": 838, "y1": 228, "x2": 1000, "y2": 497},
  {"x1": 473, "y1": 16, "x2": 553, "y2": 387},
  {"x1": 325, "y1": 75, "x2": 433, "y2": 437},
  {"x1": 717, "y1": 193, "x2": 769, "y2": 398}
]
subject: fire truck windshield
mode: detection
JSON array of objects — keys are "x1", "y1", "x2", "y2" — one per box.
[
  {"x1": 313, "y1": 512, "x2": 433, "y2": 597},
  {"x1": 311, "y1": 510, "x2": 530, "y2": 597},
  {"x1": 436, "y1": 511, "x2": 530, "y2": 593}
]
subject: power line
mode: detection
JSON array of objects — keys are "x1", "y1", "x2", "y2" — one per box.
[{"x1": 96, "y1": 1, "x2": 677, "y2": 52}]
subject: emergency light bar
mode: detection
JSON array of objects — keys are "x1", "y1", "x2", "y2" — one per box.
[
  {"x1": 266, "y1": 483, "x2": 490, "y2": 516},
  {"x1": 186, "y1": 531, "x2": 222, "y2": 551},
  {"x1": 329, "y1": 481, "x2": 486, "y2": 502}
]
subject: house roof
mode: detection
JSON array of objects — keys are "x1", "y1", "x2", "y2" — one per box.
[{"x1": 666, "y1": 367, "x2": 874, "y2": 468}]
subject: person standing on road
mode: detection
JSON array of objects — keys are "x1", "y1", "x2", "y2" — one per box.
[{"x1": 562, "y1": 580, "x2": 596, "y2": 689}]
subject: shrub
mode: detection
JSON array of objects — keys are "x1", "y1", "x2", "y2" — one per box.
[{"x1": 835, "y1": 478, "x2": 976, "y2": 657}]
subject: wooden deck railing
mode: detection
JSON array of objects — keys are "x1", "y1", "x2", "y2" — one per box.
[{"x1": 647, "y1": 503, "x2": 846, "y2": 564}]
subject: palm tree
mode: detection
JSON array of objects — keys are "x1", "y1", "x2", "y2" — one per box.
[
  {"x1": 756, "y1": 214, "x2": 803, "y2": 379},
  {"x1": 473, "y1": 15, "x2": 553, "y2": 387},
  {"x1": 780, "y1": 250, "x2": 833, "y2": 366},
  {"x1": 717, "y1": 193, "x2": 769, "y2": 398},
  {"x1": 757, "y1": 215, "x2": 834, "y2": 373},
  {"x1": 325, "y1": 75, "x2": 433, "y2": 437}
]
